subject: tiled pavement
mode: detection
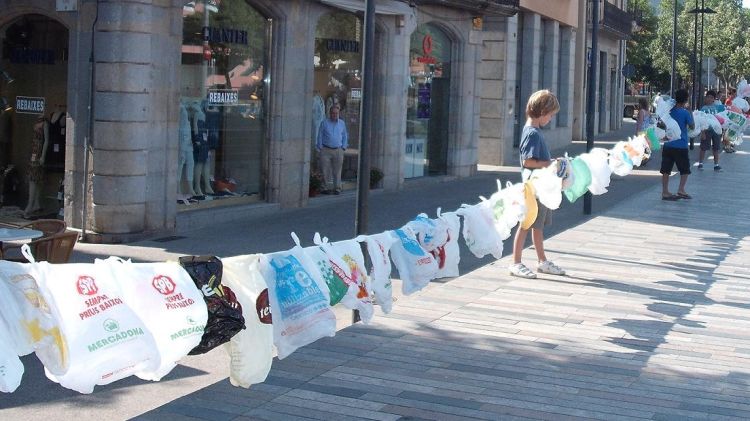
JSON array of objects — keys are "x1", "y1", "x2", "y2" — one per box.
[{"x1": 130, "y1": 148, "x2": 750, "y2": 420}]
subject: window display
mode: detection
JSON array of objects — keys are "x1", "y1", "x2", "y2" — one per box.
[
  {"x1": 180, "y1": 0, "x2": 270, "y2": 205},
  {"x1": 407, "y1": 24, "x2": 451, "y2": 178}
]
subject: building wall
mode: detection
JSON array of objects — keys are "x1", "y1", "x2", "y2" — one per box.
[{"x1": 520, "y1": 0, "x2": 578, "y2": 27}]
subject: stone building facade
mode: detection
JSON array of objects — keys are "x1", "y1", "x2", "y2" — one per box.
[{"x1": 0, "y1": 0, "x2": 520, "y2": 241}]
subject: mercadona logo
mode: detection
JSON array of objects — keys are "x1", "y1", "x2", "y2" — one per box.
[{"x1": 103, "y1": 319, "x2": 119, "y2": 333}]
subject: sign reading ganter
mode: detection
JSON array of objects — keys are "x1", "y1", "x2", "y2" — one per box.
[{"x1": 16, "y1": 96, "x2": 46, "y2": 114}]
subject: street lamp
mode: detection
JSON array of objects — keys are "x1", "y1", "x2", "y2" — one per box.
[{"x1": 688, "y1": 2, "x2": 716, "y2": 101}]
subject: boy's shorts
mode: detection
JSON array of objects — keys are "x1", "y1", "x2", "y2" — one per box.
[
  {"x1": 660, "y1": 147, "x2": 691, "y2": 175},
  {"x1": 700, "y1": 130, "x2": 722, "y2": 151},
  {"x1": 530, "y1": 199, "x2": 552, "y2": 230}
]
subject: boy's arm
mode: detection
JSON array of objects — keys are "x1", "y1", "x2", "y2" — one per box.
[{"x1": 522, "y1": 157, "x2": 551, "y2": 169}]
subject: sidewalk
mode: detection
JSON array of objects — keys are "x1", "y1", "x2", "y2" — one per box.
[{"x1": 3, "y1": 124, "x2": 750, "y2": 420}]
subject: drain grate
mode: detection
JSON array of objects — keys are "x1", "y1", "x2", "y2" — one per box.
[{"x1": 152, "y1": 235, "x2": 187, "y2": 243}]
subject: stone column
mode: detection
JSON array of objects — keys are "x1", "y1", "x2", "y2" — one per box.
[
  {"x1": 519, "y1": 12, "x2": 541, "y2": 111},
  {"x1": 478, "y1": 17, "x2": 507, "y2": 166},
  {"x1": 558, "y1": 26, "x2": 576, "y2": 129},
  {"x1": 542, "y1": 20, "x2": 560, "y2": 129},
  {"x1": 89, "y1": 1, "x2": 181, "y2": 237}
]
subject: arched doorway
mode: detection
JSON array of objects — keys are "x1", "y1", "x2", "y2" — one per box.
[
  {"x1": 312, "y1": 11, "x2": 363, "y2": 191},
  {"x1": 406, "y1": 23, "x2": 451, "y2": 178},
  {"x1": 0, "y1": 14, "x2": 69, "y2": 219}
]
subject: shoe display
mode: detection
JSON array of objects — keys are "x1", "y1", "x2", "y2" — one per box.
[
  {"x1": 509, "y1": 263, "x2": 537, "y2": 279},
  {"x1": 537, "y1": 260, "x2": 565, "y2": 275}
]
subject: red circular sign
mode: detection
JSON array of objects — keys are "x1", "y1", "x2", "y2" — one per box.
[
  {"x1": 152, "y1": 275, "x2": 176, "y2": 295},
  {"x1": 76, "y1": 276, "x2": 98, "y2": 296},
  {"x1": 422, "y1": 35, "x2": 433, "y2": 56}
]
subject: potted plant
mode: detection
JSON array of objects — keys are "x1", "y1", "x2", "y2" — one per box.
[
  {"x1": 369, "y1": 167, "x2": 384, "y2": 189},
  {"x1": 309, "y1": 170, "x2": 325, "y2": 197}
]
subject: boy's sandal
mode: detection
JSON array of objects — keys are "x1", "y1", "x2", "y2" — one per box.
[
  {"x1": 661, "y1": 194, "x2": 680, "y2": 201},
  {"x1": 676, "y1": 192, "x2": 692, "y2": 199}
]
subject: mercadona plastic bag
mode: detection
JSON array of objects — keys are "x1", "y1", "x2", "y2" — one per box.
[
  {"x1": 529, "y1": 166, "x2": 563, "y2": 211},
  {"x1": 30, "y1": 257, "x2": 158, "y2": 394},
  {"x1": 221, "y1": 254, "x2": 273, "y2": 388},
  {"x1": 489, "y1": 181, "x2": 526, "y2": 240},
  {"x1": 259, "y1": 237, "x2": 337, "y2": 359},
  {"x1": 329, "y1": 239, "x2": 375, "y2": 324},
  {"x1": 0, "y1": 263, "x2": 36, "y2": 357},
  {"x1": 0, "y1": 259, "x2": 65, "y2": 374},
  {"x1": 95, "y1": 257, "x2": 208, "y2": 381},
  {"x1": 359, "y1": 232, "x2": 396, "y2": 314},
  {"x1": 178, "y1": 255, "x2": 246, "y2": 356},
  {"x1": 389, "y1": 226, "x2": 439, "y2": 295}
]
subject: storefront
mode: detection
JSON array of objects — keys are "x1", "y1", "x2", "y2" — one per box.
[
  {"x1": 406, "y1": 23, "x2": 452, "y2": 178},
  {"x1": 179, "y1": 0, "x2": 271, "y2": 206},
  {"x1": 0, "y1": 14, "x2": 68, "y2": 219}
]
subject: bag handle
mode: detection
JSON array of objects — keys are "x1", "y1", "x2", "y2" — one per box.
[{"x1": 21, "y1": 244, "x2": 35, "y2": 263}]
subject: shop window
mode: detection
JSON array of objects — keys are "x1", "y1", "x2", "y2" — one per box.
[
  {"x1": 312, "y1": 12, "x2": 363, "y2": 185},
  {"x1": 180, "y1": 0, "x2": 270, "y2": 205},
  {"x1": 406, "y1": 23, "x2": 451, "y2": 178},
  {"x1": 0, "y1": 15, "x2": 68, "y2": 220}
]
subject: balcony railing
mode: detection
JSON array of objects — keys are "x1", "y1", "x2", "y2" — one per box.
[
  {"x1": 588, "y1": 1, "x2": 633, "y2": 40},
  {"x1": 414, "y1": 0, "x2": 520, "y2": 17}
]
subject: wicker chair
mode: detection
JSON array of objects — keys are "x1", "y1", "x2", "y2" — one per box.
[
  {"x1": 21, "y1": 231, "x2": 79, "y2": 263},
  {"x1": 1, "y1": 219, "x2": 67, "y2": 258}
]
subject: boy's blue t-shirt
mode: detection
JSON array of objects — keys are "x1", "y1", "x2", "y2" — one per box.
[
  {"x1": 664, "y1": 107, "x2": 694, "y2": 149},
  {"x1": 519, "y1": 125, "x2": 550, "y2": 180},
  {"x1": 701, "y1": 103, "x2": 725, "y2": 114}
]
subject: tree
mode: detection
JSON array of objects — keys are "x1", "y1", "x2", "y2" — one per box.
[{"x1": 700, "y1": 0, "x2": 748, "y2": 92}]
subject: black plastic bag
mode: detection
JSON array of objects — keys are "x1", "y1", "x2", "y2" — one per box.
[{"x1": 179, "y1": 255, "x2": 246, "y2": 355}]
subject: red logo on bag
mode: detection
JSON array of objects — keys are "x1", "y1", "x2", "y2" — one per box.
[
  {"x1": 152, "y1": 275, "x2": 176, "y2": 295},
  {"x1": 256, "y1": 288, "x2": 272, "y2": 324},
  {"x1": 76, "y1": 276, "x2": 98, "y2": 296}
]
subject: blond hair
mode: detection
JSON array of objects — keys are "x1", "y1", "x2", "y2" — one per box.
[{"x1": 526, "y1": 89, "x2": 560, "y2": 119}]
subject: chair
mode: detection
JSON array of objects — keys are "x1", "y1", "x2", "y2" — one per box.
[
  {"x1": 8, "y1": 231, "x2": 79, "y2": 263},
  {"x1": 1, "y1": 219, "x2": 67, "y2": 258}
]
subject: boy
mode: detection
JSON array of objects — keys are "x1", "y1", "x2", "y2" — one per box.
[
  {"x1": 509, "y1": 89, "x2": 565, "y2": 279},
  {"x1": 660, "y1": 89, "x2": 695, "y2": 201},
  {"x1": 696, "y1": 90, "x2": 724, "y2": 171}
]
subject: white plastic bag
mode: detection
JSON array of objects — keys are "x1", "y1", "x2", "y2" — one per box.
[
  {"x1": 609, "y1": 141, "x2": 634, "y2": 177},
  {"x1": 456, "y1": 200, "x2": 504, "y2": 259},
  {"x1": 221, "y1": 254, "x2": 274, "y2": 388},
  {"x1": 488, "y1": 181, "x2": 526, "y2": 240},
  {"x1": 32, "y1": 257, "x2": 158, "y2": 394},
  {"x1": 579, "y1": 148, "x2": 612, "y2": 195},
  {"x1": 95, "y1": 257, "x2": 208, "y2": 381},
  {"x1": 0, "y1": 259, "x2": 64, "y2": 371},
  {"x1": 304, "y1": 233, "x2": 352, "y2": 307},
  {"x1": 388, "y1": 227, "x2": 438, "y2": 295},
  {"x1": 433, "y1": 209, "x2": 461, "y2": 279},
  {"x1": 529, "y1": 166, "x2": 563, "y2": 210},
  {"x1": 329, "y1": 239, "x2": 375, "y2": 324},
  {"x1": 360, "y1": 232, "x2": 396, "y2": 314},
  {"x1": 0, "y1": 322, "x2": 23, "y2": 393},
  {"x1": 259, "y1": 233, "x2": 336, "y2": 359}
]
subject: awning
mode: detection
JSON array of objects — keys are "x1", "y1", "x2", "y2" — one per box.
[{"x1": 318, "y1": 0, "x2": 411, "y2": 15}]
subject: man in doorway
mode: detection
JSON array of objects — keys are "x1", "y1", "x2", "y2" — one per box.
[{"x1": 316, "y1": 105, "x2": 348, "y2": 195}]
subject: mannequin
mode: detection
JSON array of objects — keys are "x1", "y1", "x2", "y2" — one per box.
[
  {"x1": 178, "y1": 100, "x2": 196, "y2": 200},
  {"x1": 25, "y1": 115, "x2": 49, "y2": 218},
  {"x1": 191, "y1": 101, "x2": 214, "y2": 197},
  {"x1": 204, "y1": 100, "x2": 221, "y2": 187},
  {"x1": 312, "y1": 90, "x2": 325, "y2": 149}
]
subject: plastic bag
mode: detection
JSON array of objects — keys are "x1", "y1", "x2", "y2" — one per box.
[
  {"x1": 0, "y1": 263, "x2": 36, "y2": 357},
  {"x1": 360, "y1": 232, "x2": 396, "y2": 314},
  {"x1": 456, "y1": 200, "x2": 504, "y2": 258},
  {"x1": 488, "y1": 181, "x2": 527, "y2": 240},
  {"x1": 329, "y1": 239, "x2": 375, "y2": 324},
  {"x1": 304, "y1": 233, "x2": 351, "y2": 307},
  {"x1": 389, "y1": 227, "x2": 439, "y2": 295},
  {"x1": 0, "y1": 260, "x2": 64, "y2": 372},
  {"x1": 95, "y1": 257, "x2": 208, "y2": 381},
  {"x1": 609, "y1": 141, "x2": 634, "y2": 177},
  {"x1": 178, "y1": 255, "x2": 246, "y2": 356},
  {"x1": 31, "y1": 257, "x2": 158, "y2": 394},
  {"x1": 529, "y1": 165, "x2": 563, "y2": 211},
  {"x1": 564, "y1": 157, "x2": 592, "y2": 203},
  {"x1": 405, "y1": 211, "x2": 461, "y2": 278},
  {"x1": 221, "y1": 254, "x2": 273, "y2": 388},
  {"x1": 732, "y1": 97, "x2": 749, "y2": 113},
  {"x1": 0, "y1": 322, "x2": 23, "y2": 393},
  {"x1": 645, "y1": 127, "x2": 662, "y2": 152},
  {"x1": 706, "y1": 113, "x2": 722, "y2": 134},
  {"x1": 578, "y1": 148, "x2": 612, "y2": 195},
  {"x1": 259, "y1": 233, "x2": 336, "y2": 359}
]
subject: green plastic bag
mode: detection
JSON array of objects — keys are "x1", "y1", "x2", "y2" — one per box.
[
  {"x1": 645, "y1": 127, "x2": 661, "y2": 152},
  {"x1": 564, "y1": 157, "x2": 592, "y2": 203}
]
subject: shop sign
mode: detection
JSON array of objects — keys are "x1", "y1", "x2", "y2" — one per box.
[
  {"x1": 10, "y1": 48, "x2": 56, "y2": 65},
  {"x1": 15, "y1": 96, "x2": 46, "y2": 114},
  {"x1": 350, "y1": 88, "x2": 362, "y2": 100},
  {"x1": 202, "y1": 26, "x2": 248, "y2": 45},
  {"x1": 207, "y1": 89, "x2": 239, "y2": 106},
  {"x1": 325, "y1": 39, "x2": 360, "y2": 53},
  {"x1": 417, "y1": 34, "x2": 437, "y2": 64}
]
